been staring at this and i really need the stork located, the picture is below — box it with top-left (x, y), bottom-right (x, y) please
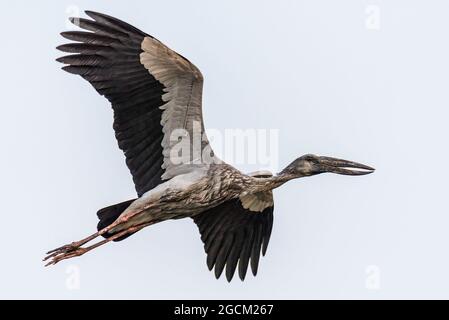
top-left (44, 11), bottom-right (374, 282)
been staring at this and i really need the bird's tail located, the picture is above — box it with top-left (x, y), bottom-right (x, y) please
top-left (97, 199), bottom-right (137, 242)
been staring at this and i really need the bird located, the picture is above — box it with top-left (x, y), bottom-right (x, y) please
top-left (44, 11), bottom-right (375, 282)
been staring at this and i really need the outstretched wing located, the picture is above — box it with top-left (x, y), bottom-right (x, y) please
top-left (192, 195), bottom-right (274, 282)
top-left (57, 11), bottom-right (218, 196)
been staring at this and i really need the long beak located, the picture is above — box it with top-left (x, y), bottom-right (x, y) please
top-left (318, 156), bottom-right (375, 176)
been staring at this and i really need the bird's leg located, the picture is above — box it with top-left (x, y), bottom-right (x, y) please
top-left (44, 222), bottom-right (154, 266)
top-left (45, 208), bottom-right (148, 259)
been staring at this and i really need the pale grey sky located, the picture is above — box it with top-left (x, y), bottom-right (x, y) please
top-left (1, 1), bottom-right (449, 299)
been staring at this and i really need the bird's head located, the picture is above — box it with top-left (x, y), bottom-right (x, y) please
top-left (280, 154), bottom-right (375, 178)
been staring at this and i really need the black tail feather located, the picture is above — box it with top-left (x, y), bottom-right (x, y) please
top-left (97, 199), bottom-right (136, 242)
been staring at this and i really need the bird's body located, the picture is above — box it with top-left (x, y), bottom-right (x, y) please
top-left (109, 164), bottom-right (283, 235)
top-left (45, 11), bottom-right (374, 281)
top-left (115, 164), bottom-right (243, 228)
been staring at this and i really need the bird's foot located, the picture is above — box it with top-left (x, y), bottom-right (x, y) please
top-left (43, 242), bottom-right (87, 266)
top-left (43, 223), bottom-right (153, 267)
top-left (46, 241), bottom-right (82, 255)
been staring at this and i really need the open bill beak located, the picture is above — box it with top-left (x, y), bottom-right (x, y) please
top-left (318, 156), bottom-right (375, 176)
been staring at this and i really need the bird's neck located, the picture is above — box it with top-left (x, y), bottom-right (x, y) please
top-left (247, 173), bottom-right (297, 193)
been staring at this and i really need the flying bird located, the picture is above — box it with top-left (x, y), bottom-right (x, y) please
top-left (45, 11), bottom-right (374, 282)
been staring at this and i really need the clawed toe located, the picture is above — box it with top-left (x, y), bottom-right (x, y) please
top-left (46, 242), bottom-right (80, 255)
top-left (44, 247), bottom-right (87, 266)
top-left (44, 243), bottom-right (86, 266)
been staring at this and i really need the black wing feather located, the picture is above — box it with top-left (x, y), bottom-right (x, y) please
top-left (193, 199), bottom-right (274, 282)
top-left (57, 11), bottom-right (166, 196)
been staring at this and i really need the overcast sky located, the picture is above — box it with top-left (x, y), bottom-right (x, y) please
top-left (1, 1), bottom-right (449, 299)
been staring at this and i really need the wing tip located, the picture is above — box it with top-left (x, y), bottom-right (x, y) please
top-left (214, 268), bottom-right (222, 280)
top-left (55, 56), bottom-right (65, 64)
top-left (60, 65), bottom-right (81, 75)
top-left (85, 10), bottom-right (110, 17)
top-left (84, 10), bottom-right (102, 20)
top-left (252, 268), bottom-right (258, 277)
top-left (207, 261), bottom-right (214, 272)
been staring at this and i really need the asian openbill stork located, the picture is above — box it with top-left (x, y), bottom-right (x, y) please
top-left (44, 11), bottom-right (374, 282)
